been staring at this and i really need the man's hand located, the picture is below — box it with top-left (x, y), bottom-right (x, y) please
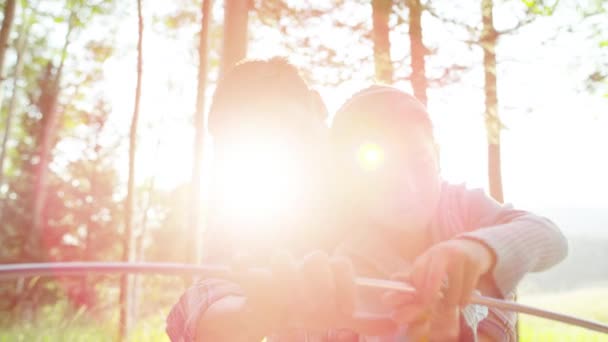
top-left (237, 251), bottom-right (397, 336)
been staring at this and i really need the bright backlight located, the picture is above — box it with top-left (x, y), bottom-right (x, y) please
top-left (357, 142), bottom-right (384, 172)
top-left (214, 141), bottom-right (301, 224)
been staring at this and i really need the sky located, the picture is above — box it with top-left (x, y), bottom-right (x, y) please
top-left (95, 0), bottom-right (607, 220)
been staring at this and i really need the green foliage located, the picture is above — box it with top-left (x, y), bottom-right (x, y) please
top-left (521, 0), bottom-right (560, 15)
top-left (0, 0), bottom-right (123, 318)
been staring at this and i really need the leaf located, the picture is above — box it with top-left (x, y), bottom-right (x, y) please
top-left (91, 5), bottom-right (103, 15)
top-left (600, 40), bottom-right (608, 48)
top-left (522, 0), bottom-right (535, 8)
top-left (54, 17), bottom-right (65, 23)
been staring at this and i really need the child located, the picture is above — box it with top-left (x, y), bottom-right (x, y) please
top-left (330, 85), bottom-right (569, 341)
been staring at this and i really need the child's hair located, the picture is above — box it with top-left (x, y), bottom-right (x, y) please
top-left (331, 85), bottom-right (434, 141)
top-left (208, 57), bottom-right (327, 137)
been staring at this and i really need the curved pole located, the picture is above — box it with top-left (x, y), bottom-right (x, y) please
top-left (356, 277), bottom-right (608, 335)
top-left (1, 262), bottom-right (607, 335)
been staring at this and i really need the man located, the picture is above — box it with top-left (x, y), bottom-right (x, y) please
top-left (167, 58), bottom-right (394, 341)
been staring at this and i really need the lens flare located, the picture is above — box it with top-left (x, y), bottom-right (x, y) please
top-left (214, 141), bottom-right (302, 225)
top-left (357, 142), bottom-right (384, 171)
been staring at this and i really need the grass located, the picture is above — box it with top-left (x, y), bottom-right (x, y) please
top-left (1, 287), bottom-right (607, 341)
top-left (519, 287), bottom-right (608, 342)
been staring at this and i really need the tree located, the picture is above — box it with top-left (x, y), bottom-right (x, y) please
top-left (0, 4), bottom-right (33, 205)
top-left (478, 0), bottom-right (559, 203)
top-left (118, 0), bottom-right (144, 338)
top-left (0, 0), bottom-right (17, 106)
top-left (579, 1), bottom-right (608, 97)
top-left (407, 0), bottom-right (428, 105)
top-left (189, 0), bottom-right (212, 264)
top-left (29, 11), bottom-right (76, 258)
top-left (372, 0), bottom-right (393, 84)
top-left (480, 0), bottom-right (503, 203)
top-left (221, 0), bottom-right (250, 76)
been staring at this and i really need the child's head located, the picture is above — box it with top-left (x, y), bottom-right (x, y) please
top-left (206, 57), bottom-right (331, 259)
top-left (331, 85), bottom-right (441, 234)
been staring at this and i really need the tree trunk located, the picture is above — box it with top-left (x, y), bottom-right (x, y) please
top-left (481, 0), bottom-right (503, 204)
top-left (131, 130), bottom-right (162, 322)
top-left (220, 0), bottom-right (249, 77)
top-left (118, 0), bottom-right (143, 339)
top-left (1, 8), bottom-right (32, 308)
top-left (29, 13), bottom-right (74, 258)
top-left (131, 173), bottom-right (155, 322)
top-left (190, 0), bottom-right (212, 265)
top-left (372, 0), bottom-right (393, 84)
top-left (0, 0), bottom-right (17, 106)
top-left (0, 6), bottom-right (30, 206)
top-left (407, 0), bottom-right (428, 105)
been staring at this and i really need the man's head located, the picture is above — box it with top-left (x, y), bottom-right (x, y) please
top-left (206, 57), bottom-right (329, 257)
top-left (209, 57), bottom-right (327, 139)
top-left (331, 85), bottom-right (441, 233)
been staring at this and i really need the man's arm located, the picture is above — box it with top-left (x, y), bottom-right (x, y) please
top-left (195, 295), bottom-right (270, 342)
top-left (166, 279), bottom-right (267, 342)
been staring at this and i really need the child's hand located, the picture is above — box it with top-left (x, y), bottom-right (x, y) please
top-left (408, 304), bottom-right (460, 342)
top-left (383, 288), bottom-right (460, 341)
top-left (407, 238), bottom-right (495, 308)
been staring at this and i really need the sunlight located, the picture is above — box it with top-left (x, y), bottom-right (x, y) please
top-left (213, 140), bottom-right (302, 226)
top-left (357, 142), bottom-right (385, 172)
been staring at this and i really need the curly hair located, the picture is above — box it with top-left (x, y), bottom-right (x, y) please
top-left (208, 57), bottom-right (327, 137)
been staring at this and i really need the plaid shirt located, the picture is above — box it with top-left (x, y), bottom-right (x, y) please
top-left (165, 278), bottom-right (513, 341)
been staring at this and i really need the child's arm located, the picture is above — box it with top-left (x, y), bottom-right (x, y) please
top-left (458, 187), bottom-right (568, 297)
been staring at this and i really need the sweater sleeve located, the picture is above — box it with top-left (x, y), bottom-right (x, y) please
top-left (166, 279), bottom-right (244, 342)
top-left (457, 188), bottom-right (568, 297)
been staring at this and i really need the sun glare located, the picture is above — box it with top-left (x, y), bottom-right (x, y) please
top-left (213, 141), bottom-right (302, 225)
top-left (357, 142), bottom-right (384, 172)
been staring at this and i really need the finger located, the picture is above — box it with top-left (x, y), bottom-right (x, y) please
top-left (231, 253), bottom-right (261, 294)
top-left (421, 253), bottom-right (447, 306)
top-left (408, 253), bottom-right (431, 295)
top-left (445, 258), bottom-right (464, 308)
top-left (330, 256), bottom-right (356, 315)
top-left (406, 317), bottom-right (431, 342)
top-left (391, 271), bottom-right (410, 282)
top-left (343, 313), bottom-right (398, 336)
top-left (382, 291), bottom-right (416, 307)
top-left (391, 303), bottom-right (429, 324)
top-left (300, 251), bottom-right (333, 313)
top-left (270, 250), bottom-right (297, 303)
top-left (428, 305), bottom-right (460, 341)
top-left (459, 264), bottom-right (480, 307)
